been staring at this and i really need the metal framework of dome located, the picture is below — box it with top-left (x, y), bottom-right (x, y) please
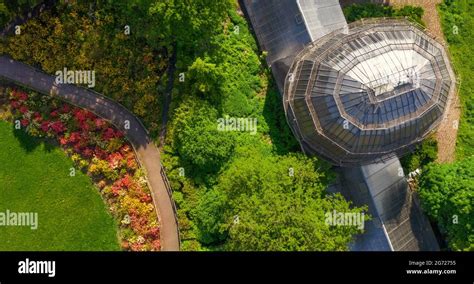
top-left (284, 18), bottom-right (456, 166)
top-left (242, 0), bottom-right (348, 91)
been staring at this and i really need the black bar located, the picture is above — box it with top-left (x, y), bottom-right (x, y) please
top-left (0, 252), bottom-right (472, 281)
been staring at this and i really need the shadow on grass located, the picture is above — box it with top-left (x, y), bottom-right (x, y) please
top-left (262, 78), bottom-right (300, 155)
top-left (12, 125), bottom-right (56, 153)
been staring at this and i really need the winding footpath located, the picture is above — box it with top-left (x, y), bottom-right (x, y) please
top-left (0, 56), bottom-right (180, 251)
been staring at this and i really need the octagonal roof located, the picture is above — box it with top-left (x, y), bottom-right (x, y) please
top-left (284, 19), bottom-right (456, 166)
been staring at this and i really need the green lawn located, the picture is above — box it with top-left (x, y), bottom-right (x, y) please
top-left (0, 120), bottom-right (120, 251)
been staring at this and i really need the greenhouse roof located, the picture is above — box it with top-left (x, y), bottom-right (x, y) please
top-left (242, 0), bottom-right (347, 90)
top-left (341, 157), bottom-right (440, 251)
top-left (284, 19), bottom-right (456, 166)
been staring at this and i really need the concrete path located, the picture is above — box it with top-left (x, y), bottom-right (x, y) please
top-left (0, 56), bottom-right (180, 251)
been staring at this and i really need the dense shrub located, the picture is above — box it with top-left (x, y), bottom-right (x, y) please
top-left (2, 1), bottom-right (168, 136)
top-left (195, 151), bottom-right (367, 251)
top-left (0, 0), bottom-right (42, 27)
top-left (418, 156), bottom-right (474, 251)
top-left (163, 5), bottom-right (367, 251)
top-left (170, 98), bottom-right (236, 177)
top-left (400, 137), bottom-right (438, 174)
top-left (343, 3), bottom-right (424, 26)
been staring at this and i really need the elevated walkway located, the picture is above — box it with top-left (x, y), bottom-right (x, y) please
top-left (341, 156), bottom-right (439, 251)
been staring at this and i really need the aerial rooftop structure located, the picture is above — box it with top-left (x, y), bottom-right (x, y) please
top-left (283, 18), bottom-right (456, 166)
top-left (340, 157), bottom-right (439, 251)
top-left (242, 0), bottom-right (347, 91)
top-left (243, 1), bottom-right (447, 251)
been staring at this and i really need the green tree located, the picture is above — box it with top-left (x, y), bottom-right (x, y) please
top-left (171, 98), bottom-right (235, 176)
top-left (195, 150), bottom-right (367, 250)
top-left (0, 0), bottom-right (42, 27)
top-left (149, 0), bottom-right (232, 57)
top-left (187, 57), bottom-right (224, 105)
top-left (418, 156), bottom-right (474, 251)
top-left (194, 189), bottom-right (228, 245)
top-left (0, 1), bottom-right (8, 26)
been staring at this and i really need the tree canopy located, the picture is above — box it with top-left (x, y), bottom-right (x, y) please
top-left (418, 156), bottom-right (474, 251)
top-left (194, 150), bottom-right (367, 251)
top-left (149, 0), bottom-right (232, 57)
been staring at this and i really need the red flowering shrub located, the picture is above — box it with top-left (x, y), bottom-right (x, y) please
top-left (73, 143), bottom-right (82, 153)
top-left (6, 88), bottom-right (161, 251)
top-left (50, 121), bottom-right (66, 134)
top-left (127, 158), bottom-right (138, 170)
top-left (82, 147), bottom-right (94, 158)
top-left (81, 121), bottom-right (91, 132)
top-left (130, 214), bottom-right (149, 235)
top-left (111, 180), bottom-right (123, 197)
top-left (33, 112), bottom-right (43, 122)
top-left (130, 242), bottom-right (143, 251)
top-left (115, 130), bottom-right (124, 138)
top-left (147, 227), bottom-right (160, 239)
top-left (93, 146), bottom-right (108, 160)
top-left (102, 128), bottom-right (116, 140)
top-left (94, 118), bottom-right (106, 129)
top-left (11, 90), bottom-right (28, 101)
top-left (140, 194), bottom-right (152, 204)
top-left (68, 132), bottom-right (81, 143)
top-left (61, 104), bottom-right (70, 113)
top-left (40, 121), bottom-right (50, 132)
top-left (121, 175), bottom-right (133, 189)
top-left (10, 100), bottom-right (20, 109)
top-left (73, 108), bottom-right (88, 123)
top-left (107, 152), bottom-right (124, 169)
top-left (18, 92), bottom-right (28, 101)
top-left (151, 239), bottom-right (161, 251)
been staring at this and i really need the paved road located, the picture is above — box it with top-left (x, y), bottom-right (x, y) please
top-left (0, 56), bottom-right (180, 251)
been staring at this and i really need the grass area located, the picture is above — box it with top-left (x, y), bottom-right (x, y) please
top-left (0, 120), bottom-right (119, 251)
top-left (438, 0), bottom-right (474, 159)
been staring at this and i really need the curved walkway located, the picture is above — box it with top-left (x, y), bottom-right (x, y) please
top-left (0, 56), bottom-right (180, 251)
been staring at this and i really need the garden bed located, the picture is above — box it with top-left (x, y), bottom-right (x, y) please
top-left (3, 87), bottom-right (161, 251)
